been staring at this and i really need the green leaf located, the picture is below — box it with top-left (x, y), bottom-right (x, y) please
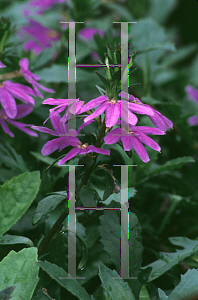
top-left (0, 286), bottom-right (16, 300)
top-left (103, 170), bottom-right (115, 201)
top-left (105, 3), bottom-right (133, 21)
top-left (147, 157), bottom-right (195, 176)
top-left (0, 234), bottom-right (34, 247)
top-left (0, 171), bottom-right (40, 236)
top-left (32, 46), bottom-right (56, 69)
top-left (139, 285), bottom-right (151, 300)
top-left (141, 237), bottom-right (198, 282)
top-left (162, 44), bottom-right (197, 67)
top-left (35, 64), bottom-right (98, 83)
top-left (158, 288), bottom-right (168, 300)
top-left (167, 268), bottom-right (198, 300)
top-left (79, 185), bottom-right (101, 213)
top-left (95, 71), bottom-right (110, 90)
top-left (0, 143), bottom-right (27, 173)
top-left (129, 18), bottom-right (175, 81)
top-left (32, 194), bottom-right (67, 225)
top-left (37, 260), bottom-right (92, 300)
top-left (0, 248), bottom-right (39, 300)
top-left (149, 0), bottom-right (178, 24)
top-left (34, 64), bottom-right (68, 83)
top-left (98, 210), bottom-right (120, 272)
top-left (98, 263), bottom-right (136, 300)
top-left (128, 212), bottom-right (143, 299)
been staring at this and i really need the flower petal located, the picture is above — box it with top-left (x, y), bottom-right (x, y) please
top-left (130, 126), bottom-right (165, 135)
top-left (104, 128), bottom-right (121, 144)
top-left (41, 138), bottom-right (63, 156)
top-left (121, 135), bottom-right (131, 151)
top-left (58, 148), bottom-right (80, 165)
top-left (88, 145), bottom-right (110, 156)
top-left (80, 95), bottom-right (108, 113)
top-left (8, 120), bottom-right (38, 137)
top-left (83, 101), bottom-right (108, 123)
top-left (185, 85), bottom-right (198, 103)
top-left (120, 101), bottom-right (138, 125)
top-left (128, 102), bottom-right (154, 116)
top-left (15, 104), bottom-right (33, 119)
top-left (187, 115), bottom-right (197, 126)
top-left (4, 81), bottom-right (35, 105)
top-left (0, 87), bottom-right (17, 118)
top-left (136, 132), bottom-right (161, 152)
top-left (31, 126), bottom-right (58, 136)
top-left (130, 136), bottom-right (150, 163)
top-left (105, 102), bottom-right (120, 127)
top-left (0, 119), bottom-right (14, 137)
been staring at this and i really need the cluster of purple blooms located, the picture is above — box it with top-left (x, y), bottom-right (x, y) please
top-left (18, 0), bottom-right (105, 57)
top-left (32, 91), bottom-right (173, 164)
top-left (0, 59), bottom-right (54, 137)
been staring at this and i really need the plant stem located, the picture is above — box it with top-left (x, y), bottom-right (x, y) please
top-left (0, 70), bottom-right (23, 81)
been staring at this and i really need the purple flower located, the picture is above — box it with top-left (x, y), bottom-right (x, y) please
top-left (19, 19), bottom-right (60, 55)
top-left (0, 104), bottom-right (38, 137)
top-left (104, 120), bottom-right (165, 163)
top-left (0, 61), bottom-right (6, 68)
top-left (78, 28), bottom-right (104, 41)
top-left (80, 95), bottom-right (154, 128)
top-left (119, 92), bottom-right (173, 132)
top-left (0, 80), bottom-right (35, 119)
top-left (32, 113), bottom-right (109, 165)
top-left (19, 58), bottom-right (55, 98)
top-left (185, 85), bottom-right (198, 126)
top-left (29, 0), bottom-right (65, 14)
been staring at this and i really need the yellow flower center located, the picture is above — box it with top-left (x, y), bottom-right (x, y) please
top-left (47, 30), bottom-right (60, 39)
top-left (109, 98), bottom-right (117, 104)
top-left (0, 82), bottom-right (4, 87)
top-left (78, 143), bottom-right (89, 149)
top-left (122, 126), bottom-right (132, 134)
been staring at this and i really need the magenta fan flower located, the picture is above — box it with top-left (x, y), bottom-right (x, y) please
top-left (0, 80), bottom-right (35, 119)
top-left (104, 120), bottom-right (165, 163)
top-left (19, 58), bottom-right (55, 98)
top-left (32, 113), bottom-right (110, 165)
top-left (185, 85), bottom-right (198, 126)
top-left (80, 95), bottom-right (154, 128)
top-left (119, 92), bottom-right (173, 132)
top-left (19, 19), bottom-right (60, 55)
top-left (0, 104), bottom-right (38, 137)
top-left (29, 0), bottom-right (65, 14)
